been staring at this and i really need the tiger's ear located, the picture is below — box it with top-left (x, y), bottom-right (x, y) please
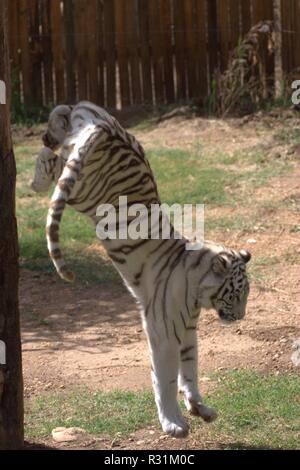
top-left (212, 254), bottom-right (231, 275)
top-left (239, 250), bottom-right (251, 263)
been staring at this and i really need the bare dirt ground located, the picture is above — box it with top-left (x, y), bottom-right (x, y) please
top-left (20, 110), bottom-right (300, 450)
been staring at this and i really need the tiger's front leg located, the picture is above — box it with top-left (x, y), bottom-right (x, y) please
top-left (145, 324), bottom-right (189, 438)
top-left (178, 324), bottom-right (218, 423)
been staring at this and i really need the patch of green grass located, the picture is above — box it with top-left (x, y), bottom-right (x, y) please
top-left (148, 148), bottom-right (238, 205)
top-left (216, 152), bottom-right (241, 165)
top-left (206, 370), bottom-right (300, 449)
top-left (240, 163), bottom-right (289, 189)
top-left (205, 213), bottom-right (254, 232)
top-left (20, 256), bottom-right (121, 286)
top-left (25, 371), bottom-right (300, 449)
top-left (25, 389), bottom-right (156, 439)
top-left (148, 146), bottom-right (290, 207)
top-left (15, 144), bottom-right (40, 175)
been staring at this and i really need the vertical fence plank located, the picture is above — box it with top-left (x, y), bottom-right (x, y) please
top-left (7, 1), bottom-right (14, 62)
top-left (115, 0), bottom-right (130, 107)
top-left (149, 0), bottom-right (164, 103)
top-left (288, 0), bottom-right (298, 72)
top-left (50, 0), bottom-right (65, 103)
top-left (183, 0), bottom-right (198, 98)
top-left (217, 0), bottom-right (230, 70)
top-left (103, 0), bottom-right (116, 108)
top-left (194, 0), bottom-right (208, 100)
top-left (19, 0), bottom-right (33, 107)
top-left (8, 0), bottom-right (20, 72)
top-left (87, 0), bottom-right (100, 103)
top-left (229, 0), bottom-right (241, 50)
top-left (41, 0), bottom-right (54, 105)
top-left (29, 0), bottom-right (43, 107)
top-left (251, 0), bottom-right (264, 24)
top-left (138, 0), bottom-right (153, 104)
top-left (8, 0), bottom-right (21, 102)
top-left (173, 0), bottom-right (187, 100)
top-left (97, 0), bottom-right (105, 106)
top-left (281, 0), bottom-right (290, 73)
top-left (286, 1), bottom-right (295, 73)
top-left (207, 0), bottom-right (218, 81)
top-left (127, 0), bottom-right (142, 104)
top-left (160, 0), bottom-right (175, 102)
top-left (263, 0), bottom-right (274, 90)
top-left (74, 0), bottom-right (87, 101)
top-left (294, 0), bottom-right (300, 70)
top-left (252, 0), bottom-right (274, 97)
top-left (241, 0), bottom-right (251, 35)
top-left (63, 0), bottom-right (76, 103)
top-left (263, 0), bottom-right (274, 19)
top-left (252, 0), bottom-right (273, 23)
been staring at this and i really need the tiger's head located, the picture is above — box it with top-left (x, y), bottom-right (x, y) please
top-left (198, 248), bottom-right (251, 323)
top-left (211, 249), bottom-right (251, 323)
top-left (31, 147), bottom-right (58, 193)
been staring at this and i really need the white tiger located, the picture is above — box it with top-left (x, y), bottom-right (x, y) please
top-left (31, 101), bottom-right (251, 437)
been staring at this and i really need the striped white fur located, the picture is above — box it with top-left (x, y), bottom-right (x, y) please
top-left (32, 101), bottom-right (251, 438)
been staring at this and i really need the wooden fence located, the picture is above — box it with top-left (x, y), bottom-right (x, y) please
top-left (7, 0), bottom-right (300, 109)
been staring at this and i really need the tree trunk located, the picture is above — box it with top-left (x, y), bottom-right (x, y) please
top-left (273, 0), bottom-right (283, 99)
top-left (0, 0), bottom-right (24, 450)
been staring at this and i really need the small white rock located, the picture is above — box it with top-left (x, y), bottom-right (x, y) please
top-left (247, 238), bottom-right (257, 244)
top-left (51, 427), bottom-right (86, 443)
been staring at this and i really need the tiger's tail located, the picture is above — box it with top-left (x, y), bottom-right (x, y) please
top-left (46, 126), bottom-right (103, 282)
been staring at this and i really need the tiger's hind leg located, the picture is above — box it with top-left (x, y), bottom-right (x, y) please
top-left (178, 327), bottom-right (218, 423)
top-left (145, 324), bottom-right (189, 438)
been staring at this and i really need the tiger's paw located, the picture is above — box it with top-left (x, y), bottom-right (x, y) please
top-left (162, 419), bottom-right (189, 438)
top-left (188, 401), bottom-right (218, 423)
